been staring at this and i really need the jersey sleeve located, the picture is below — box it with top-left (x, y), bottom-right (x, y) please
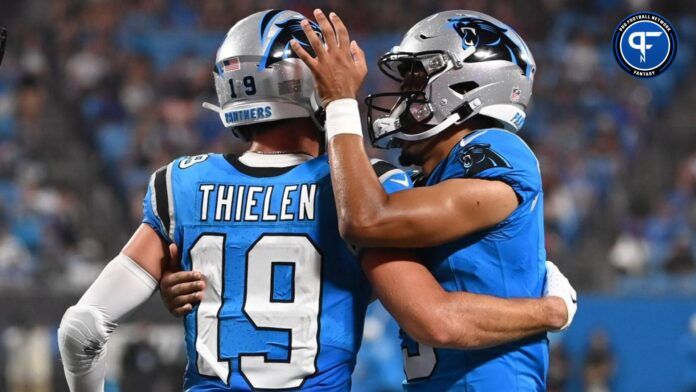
top-left (370, 158), bottom-right (413, 194)
top-left (442, 129), bottom-right (542, 225)
top-left (142, 164), bottom-right (175, 243)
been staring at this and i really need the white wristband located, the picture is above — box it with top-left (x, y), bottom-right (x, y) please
top-left (325, 98), bottom-right (364, 141)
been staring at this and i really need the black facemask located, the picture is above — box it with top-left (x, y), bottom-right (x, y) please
top-left (365, 51), bottom-right (449, 149)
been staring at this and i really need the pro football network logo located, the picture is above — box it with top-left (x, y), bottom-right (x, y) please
top-left (612, 12), bottom-right (677, 78)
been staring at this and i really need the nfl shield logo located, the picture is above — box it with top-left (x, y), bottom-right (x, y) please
top-left (510, 87), bottom-right (521, 103)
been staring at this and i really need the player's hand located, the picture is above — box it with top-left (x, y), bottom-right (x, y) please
top-left (543, 261), bottom-right (577, 331)
top-left (159, 243), bottom-right (206, 317)
top-left (291, 9), bottom-right (368, 107)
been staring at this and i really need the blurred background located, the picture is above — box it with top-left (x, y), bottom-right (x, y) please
top-left (0, 0), bottom-right (694, 391)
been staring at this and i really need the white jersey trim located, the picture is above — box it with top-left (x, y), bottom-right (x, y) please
top-left (239, 151), bottom-right (314, 168)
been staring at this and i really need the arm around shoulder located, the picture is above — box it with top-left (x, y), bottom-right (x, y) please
top-left (361, 248), bottom-right (571, 350)
top-left (342, 178), bottom-right (519, 248)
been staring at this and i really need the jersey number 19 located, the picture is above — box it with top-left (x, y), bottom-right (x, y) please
top-left (191, 233), bottom-right (322, 389)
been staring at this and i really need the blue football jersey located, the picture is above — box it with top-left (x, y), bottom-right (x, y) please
top-left (401, 129), bottom-right (548, 391)
top-left (142, 153), bottom-right (411, 391)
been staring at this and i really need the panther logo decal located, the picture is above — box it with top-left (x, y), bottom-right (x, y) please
top-left (259, 11), bottom-right (324, 69)
top-left (458, 143), bottom-right (511, 177)
top-left (448, 17), bottom-right (533, 77)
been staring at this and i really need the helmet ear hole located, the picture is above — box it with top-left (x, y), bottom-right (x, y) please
top-left (449, 81), bottom-right (479, 95)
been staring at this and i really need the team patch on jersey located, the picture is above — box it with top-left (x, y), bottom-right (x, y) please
top-left (457, 143), bottom-right (512, 177)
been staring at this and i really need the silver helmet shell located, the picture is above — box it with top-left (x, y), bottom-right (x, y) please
top-left (203, 10), bottom-right (324, 136)
top-left (366, 10), bottom-right (536, 148)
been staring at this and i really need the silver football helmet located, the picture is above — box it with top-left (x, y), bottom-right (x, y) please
top-left (366, 10), bottom-right (536, 148)
top-left (203, 10), bottom-right (324, 137)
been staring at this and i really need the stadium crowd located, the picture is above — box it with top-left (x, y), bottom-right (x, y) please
top-left (0, 0), bottom-right (694, 391)
top-left (1, 0), bottom-right (695, 294)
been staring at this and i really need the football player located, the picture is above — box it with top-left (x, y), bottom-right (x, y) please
top-left (292, 9), bottom-right (573, 391)
top-left (58, 10), bottom-right (574, 392)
